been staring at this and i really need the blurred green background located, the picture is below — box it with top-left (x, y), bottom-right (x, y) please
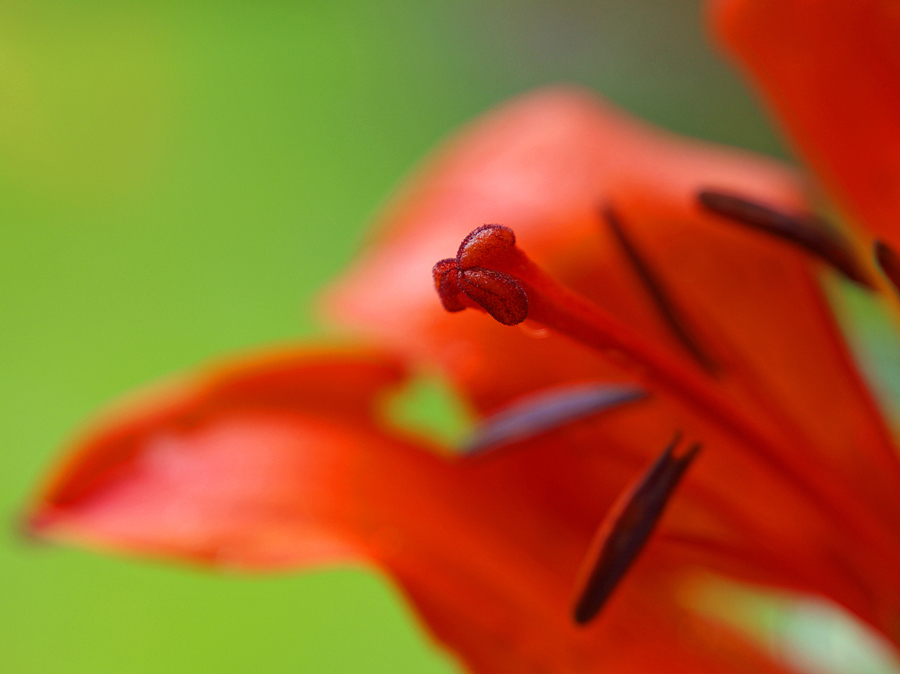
top-left (1, 1), bottom-right (793, 672)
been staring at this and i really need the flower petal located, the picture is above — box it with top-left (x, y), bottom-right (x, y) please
top-left (709, 0), bottom-right (900, 245)
top-left (26, 347), bottom-right (415, 567)
top-left (26, 346), bottom-right (798, 672)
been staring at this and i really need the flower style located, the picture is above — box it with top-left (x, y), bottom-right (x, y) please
top-left (23, 2), bottom-right (900, 672)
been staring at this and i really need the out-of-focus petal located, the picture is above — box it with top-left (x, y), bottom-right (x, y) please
top-left (709, 0), bottom-right (900, 246)
top-left (25, 347), bottom-right (414, 567)
top-left (25, 346), bottom-right (799, 672)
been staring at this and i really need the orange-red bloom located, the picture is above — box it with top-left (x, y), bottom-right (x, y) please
top-left (23, 4), bottom-right (900, 672)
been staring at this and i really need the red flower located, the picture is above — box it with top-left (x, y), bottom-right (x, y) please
top-left (24, 4), bottom-right (900, 672)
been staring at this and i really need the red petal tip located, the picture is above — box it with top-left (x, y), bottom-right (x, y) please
top-left (17, 506), bottom-right (60, 545)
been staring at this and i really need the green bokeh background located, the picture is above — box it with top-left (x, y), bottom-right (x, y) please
top-left (2, 1), bottom-right (785, 672)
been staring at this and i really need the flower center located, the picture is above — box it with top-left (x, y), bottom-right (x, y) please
top-left (433, 194), bottom-right (899, 625)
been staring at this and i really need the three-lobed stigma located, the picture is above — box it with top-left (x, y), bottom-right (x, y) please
top-left (432, 225), bottom-right (529, 326)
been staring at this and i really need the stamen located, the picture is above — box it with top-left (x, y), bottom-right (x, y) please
top-left (464, 383), bottom-right (646, 454)
top-left (697, 190), bottom-right (875, 289)
top-left (874, 241), bottom-right (900, 296)
top-left (572, 433), bottom-right (700, 625)
top-left (603, 206), bottom-right (719, 374)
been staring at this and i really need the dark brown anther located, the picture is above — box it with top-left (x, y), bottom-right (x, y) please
top-left (698, 189), bottom-right (875, 289)
top-left (874, 241), bottom-right (900, 297)
top-left (572, 433), bottom-right (700, 625)
top-left (465, 383), bottom-right (646, 454)
top-left (432, 225), bottom-right (530, 325)
top-left (603, 206), bottom-right (719, 374)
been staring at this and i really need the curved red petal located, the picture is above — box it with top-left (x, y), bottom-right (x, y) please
top-left (26, 347), bottom-right (412, 567)
top-left (709, 0), bottom-right (900, 245)
top-left (25, 346), bottom-right (800, 671)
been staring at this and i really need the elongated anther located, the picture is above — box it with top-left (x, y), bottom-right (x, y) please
top-left (465, 383), bottom-right (646, 454)
top-left (603, 206), bottom-right (719, 374)
top-left (875, 241), bottom-right (900, 298)
top-left (572, 434), bottom-right (700, 625)
top-left (698, 189), bottom-right (875, 289)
